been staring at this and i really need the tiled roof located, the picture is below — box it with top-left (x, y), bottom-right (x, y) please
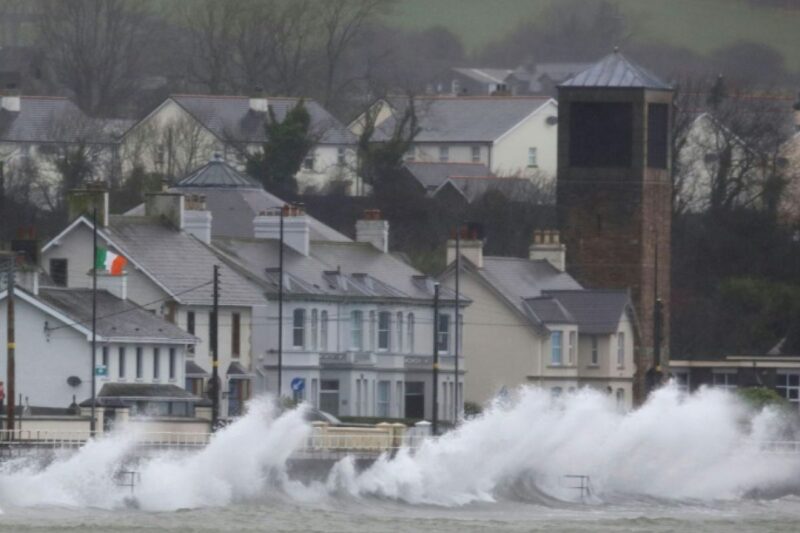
top-left (404, 161), bottom-right (494, 189)
top-left (376, 96), bottom-right (553, 142)
top-left (104, 216), bottom-right (265, 307)
top-left (541, 289), bottom-right (631, 334)
top-left (170, 94), bottom-right (356, 145)
top-left (36, 287), bottom-right (196, 342)
top-left (560, 51), bottom-right (670, 90)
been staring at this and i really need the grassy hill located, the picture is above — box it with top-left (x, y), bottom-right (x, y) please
top-left (386, 0), bottom-right (800, 72)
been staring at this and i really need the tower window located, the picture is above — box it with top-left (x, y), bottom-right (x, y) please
top-left (568, 102), bottom-right (632, 167)
top-left (647, 103), bottom-right (669, 169)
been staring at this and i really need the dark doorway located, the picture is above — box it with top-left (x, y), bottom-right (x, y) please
top-left (404, 381), bottom-right (425, 419)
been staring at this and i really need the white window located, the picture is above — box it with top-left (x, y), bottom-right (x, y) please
top-left (377, 381), bottom-right (390, 418)
top-left (293, 309), bottom-right (306, 349)
top-left (153, 348), bottom-right (160, 379)
top-left (407, 313), bottom-right (415, 353)
top-left (369, 310), bottom-right (376, 350)
top-left (311, 309), bottom-right (318, 350)
top-left (568, 331), bottom-right (576, 365)
top-left (396, 312), bottom-right (404, 353)
top-left (616, 332), bottom-right (625, 367)
top-left (471, 146), bottom-right (480, 163)
top-left (527, 147), bottom-right (538, 167)
top-left (169, 348), bottom-right (176, 379)
top-left (350, 310), bottom-right (363, 351)
top-left (777, 374), bottom-right (800, 404)
top-left (616, 388), bottom-right (625, 410)
top-left (404, 146), bottom-right (415, 161)
top-left (437, 314), bottom-right (450, 354)
top-left (303, 150), bottom-right (315, 170)
top-left (550, 331), bottom-right (562, 365)
top-left (118, 347), bottom-right (126, 378)
top-left (712, 371), bottom-right (737, 391)
top-left (378, 311), bottom-right (391, 351)
top-left (320, 310), bottom-right (328, 351)
top-left (337, 147), bottom-right (346, 166)
top-left (590, 336), bottom-right (599, 365)
top-left (136, 347), bottom-right (143, 379)
top-left (439, 146), bottom-right (449, 163)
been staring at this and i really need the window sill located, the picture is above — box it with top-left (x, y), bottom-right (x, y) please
top-left (587, 364), bottom-right (600, 368)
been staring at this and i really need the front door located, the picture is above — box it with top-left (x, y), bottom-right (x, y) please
top-left (404, 381), bottom-right (425, 419)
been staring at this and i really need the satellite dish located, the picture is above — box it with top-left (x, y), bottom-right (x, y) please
top-left (546, 115), bottom-right (558, 125)
top-left (67, 376), bottom-right (82, 387)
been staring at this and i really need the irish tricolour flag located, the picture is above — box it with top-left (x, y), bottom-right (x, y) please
top-left (95, 247), bottom-right (127, 276)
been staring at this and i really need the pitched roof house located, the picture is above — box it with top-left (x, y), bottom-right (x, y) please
top-left (362, 95), bottom-right (559, 183)
top-left (121, 94), bottom-right (360, 195)
top-left (438, 230), bottom-right (637, 408)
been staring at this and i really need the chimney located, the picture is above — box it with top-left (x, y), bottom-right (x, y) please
top-left (93, 271), bottom-right (128, 300)
top-left (67, 184), bottom-right (109, 226)
top-left (250, 88), bottom-right (268, 113)
top-left (145, 191), bottom-right (184, 230)
top-left (355, 209), bottom-right (389, 253)
top-left (16, 266), bottom-right (39, 296)
top-left (1, 92), bottom-right (20, 113)
top-left (253, 204), bottom-right (310, 256)
top-left (446, 225), bottom-right (484, 268)
top-left (529, 229), bottom-right (565, 271)
top-left (183, 194), bottom-right (213, 244)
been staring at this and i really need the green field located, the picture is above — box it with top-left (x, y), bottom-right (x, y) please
top-left (386, 0), bottom-right (800, 72)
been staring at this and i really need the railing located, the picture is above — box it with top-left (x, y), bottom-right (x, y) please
top-left (0, 429), bottom-right (211, 448)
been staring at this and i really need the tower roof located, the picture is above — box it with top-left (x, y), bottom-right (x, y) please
top-left (560, 50), bottom-right (671, 90)
top-left (176, 156), bottom-right (261, 188)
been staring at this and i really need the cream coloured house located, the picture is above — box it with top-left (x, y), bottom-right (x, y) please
top-left (438, 231), bottom-right (636, 409)
top-left (353, 96), bottom-right (559, 185)
top-left (120, 94), bottom-right (358, 194)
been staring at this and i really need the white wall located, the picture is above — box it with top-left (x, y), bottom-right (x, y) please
top-left (492, 99), bottom-right (558, 179)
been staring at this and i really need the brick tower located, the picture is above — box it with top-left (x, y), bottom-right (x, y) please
top-left (556, 51), bottom-right (673, 403)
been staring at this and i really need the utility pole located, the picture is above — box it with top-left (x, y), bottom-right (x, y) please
top-left (210, 265), bottom-right (220, 430)
top-left (90, 207), bottom-right (98, 435)
top-left (432, 282), bottom-right (440, 436)
top-left (277, 206), bottom-right (284, 401)
top-left (453, 228), bottom-right (460, 423)
top-left (5, 253), bottom-right (15, 434)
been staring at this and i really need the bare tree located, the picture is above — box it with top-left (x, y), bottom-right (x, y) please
top-left (178, 0), bottom-right (239, 94)
top-left (36, 0), bottom-right (154, 116)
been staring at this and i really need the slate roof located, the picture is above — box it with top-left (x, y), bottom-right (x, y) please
top-left (177, 157), bottom-right (262, 188)
top-left (36, 287), bottom-right (197, 343)
top-left (524, 62), bottom-right (593, 93)
top-left (560, 51), bottom-right (671, 90)
top-left (376, 96), bottom-right (553, 142)
top-left (213, 238), bottom-right (461, 303)
top-left (170, 94), bottom-right (356, 145)
top-left (103, 215), bottom-right (266, 307)
top-left (0, 97), bottom-right (116, 143)
top-left (472, 257), bottom-right (582, 320)
top-left (541, 289), bottom-right (631, 334)
top-left (186, 360), bottom-right (209, 376)
top-left (404, 161), bottom-right (494, 189)
top-left (437, 176), bottom-right (542, 203)
top-left (525, 297), bottom-right (576, 325)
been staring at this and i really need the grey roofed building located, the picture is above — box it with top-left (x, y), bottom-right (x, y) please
top-left (521, 62), bottom-right (593, 94)
top-left (560, 51), bottom-right (671, 90)
top-left (376, 96), bottom-right (552, 142)
top-left (125, 157), bottom-right (351, 242)
top-left (213, 237), bottom-right (461, 302)
top-left (479, 257), bottom-right (582, 313)
top-left (102, 215), bottom-right (266, 307)
top-left (168, 94), bottom-right (356, 145)
top-left (0, 96), bottom-right (118, 144)
top-left (536, 289), bottom-right (633, 335)
top-left (36, 287), bottom-right (197, 343)
top-left (452, 67), bottom-right (515, 86)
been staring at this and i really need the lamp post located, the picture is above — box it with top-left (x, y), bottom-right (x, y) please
top-left (432, 282), bottom-right (440, 435)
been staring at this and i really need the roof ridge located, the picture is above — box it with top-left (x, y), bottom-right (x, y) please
top-left (171, 93), bottom-right (306, 101)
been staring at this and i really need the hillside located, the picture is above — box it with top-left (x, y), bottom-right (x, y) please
top-left (387, 0), bottom-right (800, 72)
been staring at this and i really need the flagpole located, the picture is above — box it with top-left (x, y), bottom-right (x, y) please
top-left (90, 207), bottom-right (98, 435)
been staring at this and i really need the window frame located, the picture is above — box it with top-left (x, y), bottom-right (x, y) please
top-left (153, 347), bottom-right (161, 379)
top-left (527, 146), bottom-right (538, 167)
top-left (550, 331), bottom-right (562, 365)
top-left (292, 308), bottom-right (306, 349)
top-left (437, 314), bottom-right (450, 354)
top-left (471, 146), bottom-right (480, 163)
top-left (231, 312), bottom-right (241, 358)
top-left (590, 336), bottom-right (599, 366)
top-left (439, 145), bottom-right (449, 163)
top-left (616, 332), bottom-right (625, 368)
top-left (377, 311), bottom-right (391, 351)
top-left (350, 310), bottom-right (364, 351)
top-left (118, 347), bottom-right (126, 378)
